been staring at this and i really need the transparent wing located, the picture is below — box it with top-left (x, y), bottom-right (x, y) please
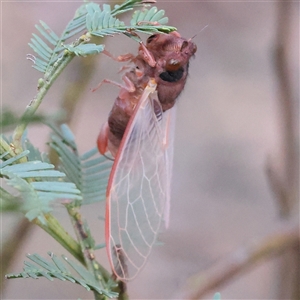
top-left (105, 79), bottom-right (175, 281)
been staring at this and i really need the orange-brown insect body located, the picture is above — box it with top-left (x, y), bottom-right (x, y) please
top-left (97, 31), bottom-right (197, 157)
top-left (144, 31), bottom-right (197, 111)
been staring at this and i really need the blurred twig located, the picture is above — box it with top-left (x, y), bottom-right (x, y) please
top-left (267, 2), bottom-right (299, 299)
top-left (1, 39), bottom-right (98, 299)
top-left (182, 225), bottom-right (299, 299)
top-left (182, 3), bottom-right (299, 299)
top-left (266, 0), bottom-right (298, 218)
top-left (48, 55), bottom-right (97, 165)
top-left (0, 218), bottom-right (33, 293)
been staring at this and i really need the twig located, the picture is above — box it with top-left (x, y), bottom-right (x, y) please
top-left (182, 225), bottom-right (299, 299)
top-left (34, 213), bottom-right (85, 265)
top-left (12, 53), bottom-right (75, 152)
top-left (48, 55), bottom-right (97, 166)
top-left (268, 2), bottom-right (300, 299)
top-left (266, 0), bottom-right (299, 218)
top-left (66, 206), bottom-right (112, 299)
top-left (0, 218), bottom-right (33, 294)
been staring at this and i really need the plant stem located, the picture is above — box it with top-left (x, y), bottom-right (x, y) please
top-left (0, 137), bottom-right (16, 158)
top-left (34, 213), bottom-right (85, 265)
top-left (12, 53), bottom-right (75, 152)
top-left (182, 225), bottom-right (299, 299)
top-left (271, 2), bottom-right (299, 299)
top-left (48, 55), bottom-right (97, 166)
top-left (66, 205), bottom-right (111, 300)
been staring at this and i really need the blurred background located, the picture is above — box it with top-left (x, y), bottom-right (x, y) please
top-left (1, 1), bottom-right (299, 299)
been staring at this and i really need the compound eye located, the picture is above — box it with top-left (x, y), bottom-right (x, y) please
top-left (166, 59), bottom-right (181, 72)
top-left (180, 41), bottom-right (189, 51)
top-left (147, 34), bottom-right (158, 45)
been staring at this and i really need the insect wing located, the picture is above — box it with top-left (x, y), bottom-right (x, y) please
top-left (106, 80), bottom-right (174, 281)
top-left (162, 105), bottom-right (176, 228)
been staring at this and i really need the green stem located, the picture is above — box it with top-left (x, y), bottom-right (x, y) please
top-left (12, 53), bottom-right (75, 152)
top-left (34, 213), bottom-right (84, 265)
top-left (0, 136), bottom-right (16, 158)
top-left (66, 206), bottom-right (111, 299)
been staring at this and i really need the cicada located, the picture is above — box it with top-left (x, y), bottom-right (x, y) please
top-left (97, 31), bottom-right (197, 281)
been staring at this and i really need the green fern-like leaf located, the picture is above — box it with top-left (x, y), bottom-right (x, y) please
top-left (0, 108), bottom-right (67, 133)
top-left (213, 293), bottom-right (222, 300)
top-left (86, 4), bottom-right (126, 37)
top-left (23, 139), bottom-right (49, 162)
top-left (0, 146), bottom-right (82, 224)
top-left (49, 125), bottom-right (113, 205)
top-left (28, 3), bottom-right (88, 73)
top-left (6, 252), bottom-right (118, 298)
top-left (0, 186), bottom-right (22, 212)
top-left (64, 43), bottom-right (105, 56)
top-left (28, 1), bottom-right (176, 73)
top-left (111, 0), bottom-right (149, 16)
top-left (130, 7), bottom-right (172, 34)
top-left (131, 7), bottom-right (168, 26)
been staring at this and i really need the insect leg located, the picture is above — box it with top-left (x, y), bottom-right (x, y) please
top-left (112, 245), bottom-right (129, 280)
top-left (138, 42), bottom-right (156, 67)
top-left (92, 76), bottom-right (135, 93)
top-left (102, 50), bottom-right (135, 62)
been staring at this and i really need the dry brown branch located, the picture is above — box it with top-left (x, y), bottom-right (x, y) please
top-left (0, 218), bottom-right (33, 293)
top-left (266, 0), bottom-right (299, 218)
top-left (267, 2), bottom-right (299, 299)
top-left (182, 225), bottom-right (299, 299)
